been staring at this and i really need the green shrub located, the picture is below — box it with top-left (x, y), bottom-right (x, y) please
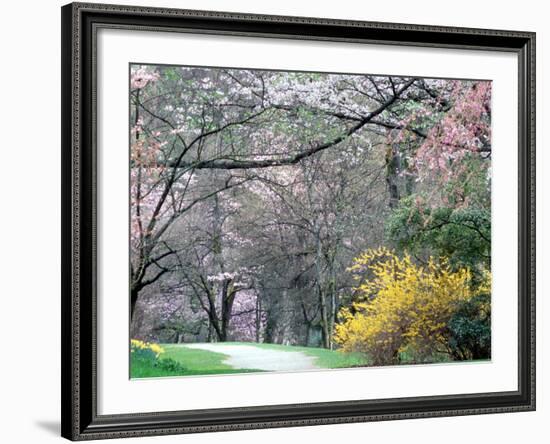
top-left (154, 357), bottom-right (187, 372)
top-left (447, 293), bottom-right (491, 360)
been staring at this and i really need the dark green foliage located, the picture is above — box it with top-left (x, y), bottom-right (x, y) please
top-left (155, 357), bottom-right (188, 372)
top-left (385, 181), bottom-right (491, 363)
top-left (447, 294), bottom-right (491, 360)
top-left (386, 195), bottom-right (490, 271)
top-left (131, 346), bottom-right (157, 363)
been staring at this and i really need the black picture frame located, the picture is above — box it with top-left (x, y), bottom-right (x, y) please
top-left (61, 2), bottom-right (536, 440)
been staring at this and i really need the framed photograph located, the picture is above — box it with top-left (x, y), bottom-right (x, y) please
top-left (61, 2), bottom-right (535, 440)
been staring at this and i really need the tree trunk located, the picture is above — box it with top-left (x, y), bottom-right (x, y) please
top-left (255, 294), bottom-right (262, 343)
top-left (130, 285), bottom-right (139, 319)
top-left (328, 275), bottom-right (336, 350)
top-left (385, 144), bottom-right (401, 209)
top-left (314, 232), bottom-right (330, 349)
top-left (264, 304), bottom-right (276, 344)
top-left (319, 298), bottom-right (330, 349)
top-left (220, 280), bottom-right (237, 342)
top-left (207, 310), bottom-right (222, 342)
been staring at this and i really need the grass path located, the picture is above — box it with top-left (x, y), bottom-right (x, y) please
top-left (183, 343), bottom-right (319, 371)
top-left (236, 342), bottom-right (370, 369)
top-left (161, 344), bottom-right (264, 375)
top-left (132, 342), bottom-right (370, 378)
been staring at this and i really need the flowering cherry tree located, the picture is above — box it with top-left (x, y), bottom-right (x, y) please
top-left (130, 66), bottom-right (420, 320)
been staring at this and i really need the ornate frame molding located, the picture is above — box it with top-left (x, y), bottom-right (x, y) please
top-left (61, 2), bottom-right (535, 440)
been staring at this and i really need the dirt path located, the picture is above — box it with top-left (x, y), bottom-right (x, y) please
top-left (183, 343), bottom-right (319, 371)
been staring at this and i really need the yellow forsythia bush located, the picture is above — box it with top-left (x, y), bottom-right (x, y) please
top-left (334, 247), bottom-right (485, 365)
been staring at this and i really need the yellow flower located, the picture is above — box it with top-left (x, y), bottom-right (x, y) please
top-left (334, 248), bottom-right (490, 365)
top-left (131, 339), bottom-right (164, 357)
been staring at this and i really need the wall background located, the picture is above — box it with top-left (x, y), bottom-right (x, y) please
top-left (0, 0), bottom-right (545, 442)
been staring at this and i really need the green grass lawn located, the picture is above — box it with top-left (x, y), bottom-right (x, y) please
top-left (162, 344), bottom-right (264, 375)
top-left (131, 344), bottom-right (264, 378)
top-left (130, 356), bottom-right (186, 379)
top-left (226, 342), bottom-right (370, 369)
top-left (131, 341), bottom-right (370, 379)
